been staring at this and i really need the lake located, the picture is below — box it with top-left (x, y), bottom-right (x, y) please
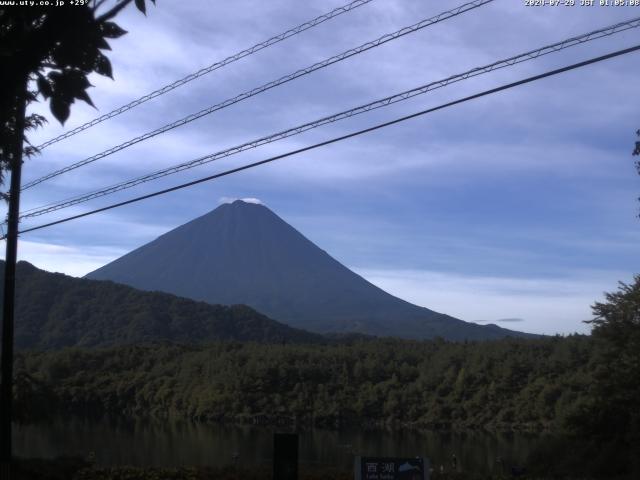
top-left (15, 417), bottom-right (548, 473)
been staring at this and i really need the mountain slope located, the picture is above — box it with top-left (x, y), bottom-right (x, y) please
top-left (87, 200), bottom-right (531, 340)
top-left (0, 260), bottom-right (323, 350)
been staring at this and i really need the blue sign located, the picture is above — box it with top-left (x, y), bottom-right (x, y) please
top-left (355, 456), bottom-right (429, 480)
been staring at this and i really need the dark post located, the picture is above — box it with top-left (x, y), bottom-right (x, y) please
top-left (0, 80), bottom-right (27, 478)
top-left (273, 433), bottom-right (298, 480)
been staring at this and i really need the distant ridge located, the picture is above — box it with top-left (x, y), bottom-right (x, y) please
top-left (87, 200), bottom-right (533, 340)
top-left (0, 260), bottom-right (323, 350)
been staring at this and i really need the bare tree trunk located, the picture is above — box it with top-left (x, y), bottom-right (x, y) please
top-left (0, 76), bottom-right (27, 479)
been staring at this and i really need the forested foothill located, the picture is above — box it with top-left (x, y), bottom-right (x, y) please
top-left (0, 261), bottom-right (324, 349)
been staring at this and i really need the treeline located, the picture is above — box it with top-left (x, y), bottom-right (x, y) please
top-left (16, 335), bottom-right (593, 431)
top-left (0, 261), bottom-right (323, 349)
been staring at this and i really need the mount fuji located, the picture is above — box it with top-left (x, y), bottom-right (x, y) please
top-left (86, 200), bottom-right (531, 340)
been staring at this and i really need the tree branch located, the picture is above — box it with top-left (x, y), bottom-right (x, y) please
top-left (96, 0), bottom-right (134, 22)
top-left (92, 0), bottom-right (109, 12)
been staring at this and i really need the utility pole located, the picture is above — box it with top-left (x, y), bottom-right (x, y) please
top-left (0, 78), bottom-right (27, 478)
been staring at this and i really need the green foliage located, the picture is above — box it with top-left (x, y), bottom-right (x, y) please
top-left (15, 336), bottom-right (595, 432)
top-left (1, 0), bottom-right (154, 122)
top-left (568, 276), bottom-right (640, 454)
top-left (0, 261), bottom-right (323, 350)
top-left (0, 0), bottom-right (154, 189)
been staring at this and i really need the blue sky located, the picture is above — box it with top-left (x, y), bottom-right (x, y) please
top-left (4, 0), bottom-right (639, 335)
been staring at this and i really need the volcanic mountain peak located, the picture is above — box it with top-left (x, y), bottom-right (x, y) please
top-left (87, 201), bottom-right (533, 340)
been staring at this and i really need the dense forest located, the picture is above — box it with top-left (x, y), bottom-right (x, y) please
top-left (13, 334), bottom-right (638, 477)
top-left (10, 274), bottom-right (638, 434)
top-left (8, 266), bottom-right (639, 477)
top-left (0, 261), bottom-right (324, 348)
top-left (15, 336), bottom-right (592, 431)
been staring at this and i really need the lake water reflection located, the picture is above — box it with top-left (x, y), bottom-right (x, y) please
top-left (15, 417), bottom-right (547, 473)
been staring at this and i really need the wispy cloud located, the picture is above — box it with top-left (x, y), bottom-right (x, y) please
top-left (476, 318), bottom-right (525, 323)
top-left (353, 267), bottom-right (631, 335)
top-left (218, 196), bottom-right (263, 205)
top-left (16, 240), bottom-right (127, 277)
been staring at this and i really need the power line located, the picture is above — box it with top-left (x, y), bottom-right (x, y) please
top-left (20, 14), bottom-right (637, 217)
top-left (34, 0), bottom-right (376, 151)
top-left (22, 0), bottom-right (494, 191)
top-left (12, 43), bottom-right (640, 239)
top-left (19, 15), bottom-right (640, 219)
